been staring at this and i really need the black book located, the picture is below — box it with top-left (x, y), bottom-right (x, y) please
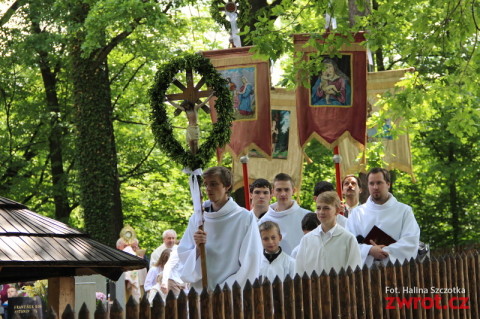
top-left (363, 225), bottom-right (397, 246)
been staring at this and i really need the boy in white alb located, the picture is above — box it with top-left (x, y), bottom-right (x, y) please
top-left (178, 166), bottom-right (263, 292)
top-left (259, 221), bottom-right (295, 283)
top-left (259, 173), bottom-right (310, 255)
top-left (296, 191), bottom-right (361, 276)
top-left (249, 178), bottom-right (275, 220)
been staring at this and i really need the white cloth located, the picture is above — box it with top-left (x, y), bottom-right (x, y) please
top-left (295, 225), bottom-right (361, 276)
top-left (336, 214), bottom-right (347, 228)
top-left (123, 246), bottom-right (141, 302)
top-left (259, 201), bottom-right (310, 255)
top-left (260, 251), bottom-right (295, 283)
top-left (346, 194), bottom-right (420, 267)
top-left (291, 245), bottom-right (300, 259)
top-left (251, 206), bottom-right (275, 220)
top-left (150, 244), bottom-right (178, 268)
top-left (147, 277), bottom-right (166, 305)
top-left (178, 197), bottom-right (263, 291)
top-left (144, 266), bottom-right (161, 292)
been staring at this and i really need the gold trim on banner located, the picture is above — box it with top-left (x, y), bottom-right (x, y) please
top-left (302, 130), bottom-right (365, 151)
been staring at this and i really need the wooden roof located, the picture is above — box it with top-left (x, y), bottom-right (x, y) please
top-left (0, 196), bottom-right (147, 284)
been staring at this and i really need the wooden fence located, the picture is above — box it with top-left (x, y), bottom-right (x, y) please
top-left (45, 250), bottom-right (478, 319)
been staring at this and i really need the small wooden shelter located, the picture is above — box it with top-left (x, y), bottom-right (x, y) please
top-left (0, 196), bottom-right (147, 314)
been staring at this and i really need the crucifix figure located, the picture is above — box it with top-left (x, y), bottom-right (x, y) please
top-left (166, 92), bottom-right (214, 155)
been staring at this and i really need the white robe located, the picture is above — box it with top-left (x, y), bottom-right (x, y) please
top-left (295, 225), bottom-right (362, 276)
top-left (346, 194), bottom-right (420, 267)
top-left (259, 201), bottom-right (310, 255)
top-left (250, 206), bottom-right (275, 220)
top-left (178, 198), bottom-right (263, 291)
top-left (260, 251), bottom-right (296, 283)
top-left (144, 266), bottom-right (161, 292)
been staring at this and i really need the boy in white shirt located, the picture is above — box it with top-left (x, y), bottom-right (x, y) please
top-left (259, 221), bottom-right (295, 283)
top-left (295, 191), bottom-right (361, 276)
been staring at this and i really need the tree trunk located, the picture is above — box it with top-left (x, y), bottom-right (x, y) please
top-left (31, 14), bottom-right (72, 223)
top-left (70, 5), bottom-right (123, 246)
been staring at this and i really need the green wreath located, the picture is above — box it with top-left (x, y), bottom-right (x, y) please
top-left (149, 53), bottom-right (233, 170)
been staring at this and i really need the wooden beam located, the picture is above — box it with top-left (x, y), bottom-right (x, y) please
top-left (48, 277), bottom-right (75, 316)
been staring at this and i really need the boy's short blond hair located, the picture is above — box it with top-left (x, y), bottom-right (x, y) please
top-left (316, 191), bottom-right (342, 208)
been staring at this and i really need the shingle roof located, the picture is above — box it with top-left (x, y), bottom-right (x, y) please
top-left (0, 196), bottom-right (147, 284)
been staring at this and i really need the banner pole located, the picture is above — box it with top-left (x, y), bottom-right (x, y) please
top-left (333, 146), bottom-right (342, 199)
top-left (240, 156), bottom-right (251, 210)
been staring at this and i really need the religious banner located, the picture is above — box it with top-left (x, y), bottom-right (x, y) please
top-left (294, 33), bottom-right (367, 150)
top-left (232, 88), bottom-right (304, 193)
top-left (338, 68), bottom-right (415, 179)
top-left (202, 47), bottom-right (272, 159)
top-left (367, 68), bottom-right (415, 179)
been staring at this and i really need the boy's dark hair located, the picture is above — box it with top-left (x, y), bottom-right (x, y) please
top-left (259, 220), bottom-right (281, 235)
top-left (273, 173), bottom-right (294, 187)
top-left (249, 178), bottom-right (272, 193)
top-left (313, 181), bottom-right (334, 197)
top-left (367, 167), bottom-right (391, 183)
top-left (301, 212), bottom-right (320, 231)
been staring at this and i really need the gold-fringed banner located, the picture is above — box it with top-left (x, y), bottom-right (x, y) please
top-left (294, 33), bottom-right (367, 150)
top-left (232, 88), bottom-right (304, 193)
top-left (202, 47), bottom-right (272, 159)
top-left (367, 68), bottom-right (415, 180)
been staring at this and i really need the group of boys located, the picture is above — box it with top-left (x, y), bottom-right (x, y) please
top-left (155, 166), bottom-right (420, 294)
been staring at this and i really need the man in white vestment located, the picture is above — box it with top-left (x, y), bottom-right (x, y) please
top-left (150, 229), bottom-right (177, 268)
top-left (178, 166), bottom-right (263, 291)
top-left (346, 168), bottom-right (420, 267)
top-left (259, 173), bottom-right (310, 255)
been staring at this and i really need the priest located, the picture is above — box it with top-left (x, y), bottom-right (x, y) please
top-left (346, 168), bottom-right (420, 267)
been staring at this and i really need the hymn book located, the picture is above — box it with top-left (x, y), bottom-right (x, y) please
top-left (363, 225), bottom-right (397, 246)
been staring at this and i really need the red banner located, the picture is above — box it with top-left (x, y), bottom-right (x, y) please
top-left (202, 47), bottom-right (272, 159)
top-left (294, 33), bottom-right (367, 149)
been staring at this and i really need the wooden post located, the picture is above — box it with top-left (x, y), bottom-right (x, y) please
top-left (310, 271), bottom-right (321, 318)
top-left (48, 277), bottom-right (75, 318)
top-left (187, 288), bottom-right (199, 319)
top-left (293, 274), bottom-right (304, 319)
top-left (262, 279), bottom-right (273, 319)
top-left (272, 277), bottom-right (284, 319)
top-left (243, 281), bottom-right (254, 319)
top-left (200, 288), bottom-right (211, 318)
top-left (223, 284), bottom-right (233, 319)
top-left (177, 290), bottom-right (188, 319)
top-left (212, 285), bottom-right (224, 319)
top-left (232, 282), bottom-right (243, 319)
top-left (253, 279), bottom-right (265, 319)
top-left (301, 272), bottom-right (312, 319)
top-left (283, 276), bottom-right (295, 319)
